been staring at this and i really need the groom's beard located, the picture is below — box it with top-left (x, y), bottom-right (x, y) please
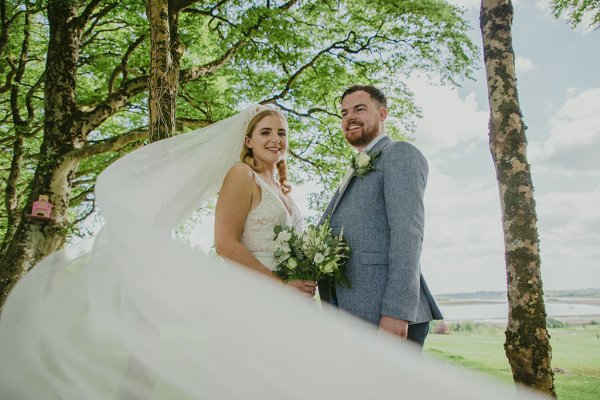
top-left (344, 120), bottom-right (381, 148)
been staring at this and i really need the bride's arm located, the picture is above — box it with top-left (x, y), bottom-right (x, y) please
top-left (214, 164), bottom-right (280, 281)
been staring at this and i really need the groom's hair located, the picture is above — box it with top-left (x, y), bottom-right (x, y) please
top-left (341, 85), bottom-right (387, 109)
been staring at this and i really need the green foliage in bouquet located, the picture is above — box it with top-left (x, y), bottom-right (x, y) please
top-left (272, 220), bottom-right (350, 287)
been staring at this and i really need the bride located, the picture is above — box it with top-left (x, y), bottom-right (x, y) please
top-left (0, 104), bottom-right (540, 399)
top-left (214, 106), bottom-right (316, 296)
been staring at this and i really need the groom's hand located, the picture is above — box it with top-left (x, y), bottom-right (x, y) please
top-left (379, 316), bottom-right (409, 340)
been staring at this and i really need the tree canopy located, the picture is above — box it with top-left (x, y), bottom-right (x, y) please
top-left (0, 0), bottom-right (478, 247)
top-left (552, 0), bottom-right (600, 30)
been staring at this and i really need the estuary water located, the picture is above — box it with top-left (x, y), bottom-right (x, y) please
top-left (439, 300), bottom-right (600, 323)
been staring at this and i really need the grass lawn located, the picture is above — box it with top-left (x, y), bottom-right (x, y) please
top-left (424, 323), bottom-right (600, 400)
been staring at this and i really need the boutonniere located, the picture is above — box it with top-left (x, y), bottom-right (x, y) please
top-left (350, 151), bottom-right (381, 179)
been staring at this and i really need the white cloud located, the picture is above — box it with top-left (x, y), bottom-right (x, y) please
top-left (445, 0), bottom-right (480, 10)
top-left (535, 0), bottom-right (596, 34)
top-left (515, 56), bottom-right (536, 74)
top-left (408, 77), bottom-right (600, 293)
top-left (446, 0), bottom-right (521, 10)
top-left (423, 164), bottom-right (600, 294)
top-left (535, 0), bottom-right (552, 13)
top-left (529, 87), bottom-right (600, 175)
top-left (536, 186), bottom-right (600, 290)
top-left (422, 167), bottom-right (507, 293)
top-left (407, 76), bottom-right (488, 155)
top-left (447, 0), bottom-right (520, 10)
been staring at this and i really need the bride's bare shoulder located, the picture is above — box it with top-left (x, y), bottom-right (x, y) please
top-left (223, 163), bottom-right (255, 186)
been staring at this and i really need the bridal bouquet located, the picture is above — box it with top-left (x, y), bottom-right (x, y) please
top-left (272, 220), bottom-right (350, 287)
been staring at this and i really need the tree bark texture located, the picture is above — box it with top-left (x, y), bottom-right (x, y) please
top-left (147, 0), bottom-right (179, 142)
top-left (1, 6), bottom-right (31, 257)
top-left (480, 1), bottom-right (556, 397)
top-left (0, 2), bottom-right (86, 305)
top-left (0, 0), bottom-right (229, 307)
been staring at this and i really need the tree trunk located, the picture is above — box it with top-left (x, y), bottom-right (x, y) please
top-left (480, 1), bottom-right (556, 397)
top-left (1, 130), bottom-right (24, 258)
top-left (0, 2), bottom-right (85, 305)
top-left (0, 0), bottom-right (7, 58)
top-left (1, 6), bottom-right (30, 258)
top-left (0, 0), bottom-right (224, 306)
top-left (147, 0), bottom-right (179, 142)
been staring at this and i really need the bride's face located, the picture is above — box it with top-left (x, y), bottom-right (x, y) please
top-left (245, 115), bottom-right (288, 167)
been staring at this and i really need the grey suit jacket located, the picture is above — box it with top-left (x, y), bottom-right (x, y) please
top-left (319, 136), bottom-right (442, 325)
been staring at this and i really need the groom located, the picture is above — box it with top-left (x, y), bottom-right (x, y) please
top-left (318, 85), bottom-right (442, 347)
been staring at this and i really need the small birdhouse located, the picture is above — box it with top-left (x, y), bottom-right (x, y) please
top-left (28, 195), bottom-right (53, 220)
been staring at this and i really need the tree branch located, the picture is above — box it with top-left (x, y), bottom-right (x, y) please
top-left (0, 57), bottom-right (16, 93)
top-left (1, 2), bottom-right (43, 57)
top-left (80, 75), bottom-right (148, 134)
top-left (10, 5), bottom-right (30, 126)
top-left (169, 0), bottom-right (204, 13)
top-left (183, 0), bottom-right (233, 28)
top-left (178, 36), bottom-right (248, 82)
top-left (0, 0), bottom-right (7, 58)
top-left (81, 0), bottom-right (301, 135)
top-left (181, 0), bottom-right (230, 15)
top-left (72, 197), bottom-right (96, 224)
top-left (72, 0), bottom-right (104, 32)
top-left (65, 128), bottom-right (148, 162)
top-left (2, 134), bottom-right (24, 250)
top-left (288, 147), bottom-right (319, 169)
top-left (276, 103), bottom-right (339, 120)
top-left (175, 117), bottom-right (212, 131)
top-left (24, 71), bottom-right (44, 122)
top-left (261, 39), bottom-right (345, 104)
top-left (108, 34), bottom-right (147, 94)
top-left (81, 2), bottom-right (119, 41)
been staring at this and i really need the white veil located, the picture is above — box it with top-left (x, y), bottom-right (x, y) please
top-left (0, 105), bottom-right (543, 399)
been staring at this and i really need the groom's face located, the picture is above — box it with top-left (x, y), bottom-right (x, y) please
top-left (340, 91), bottom-right (388, 149)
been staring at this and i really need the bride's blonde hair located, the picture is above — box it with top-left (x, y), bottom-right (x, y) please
top-left (240, 108), bottom-right (292, 194)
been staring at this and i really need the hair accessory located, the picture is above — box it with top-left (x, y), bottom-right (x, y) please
top-left (244, 103), bottom-right (285, 133)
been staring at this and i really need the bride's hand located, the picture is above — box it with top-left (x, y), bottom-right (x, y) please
top-left (285, 280), bottom-right (317, 296)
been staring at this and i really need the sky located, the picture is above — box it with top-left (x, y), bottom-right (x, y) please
top-left (400, 0), bottom-right (600, 294)
top-left (192, 0), bottom-right (600, 294)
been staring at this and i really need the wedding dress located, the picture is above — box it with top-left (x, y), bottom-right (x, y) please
top-left (242, 170), bottom-right (302, 270)
top-left (0, 105), bottom-right (543, 399)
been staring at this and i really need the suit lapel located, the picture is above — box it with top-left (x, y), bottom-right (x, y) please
top-left (327, 136), bottom-right (392, 218)
top-left (327, 168), bottom-right (353, 217)
top-left (367, 135), bottom-right (391, 156)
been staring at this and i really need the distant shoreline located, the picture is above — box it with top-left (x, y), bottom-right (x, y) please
top-left (437, 297), bottom-right (600, 325)
top-left (435, 288), bottom-right (600, 301)
top-left (546, 297), bottom-right (600, 305)
top-left (438, 297), bottom-right (600, 306)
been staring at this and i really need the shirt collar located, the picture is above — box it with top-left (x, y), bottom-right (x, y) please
top-left (362, 133), bottom-right (388, 153)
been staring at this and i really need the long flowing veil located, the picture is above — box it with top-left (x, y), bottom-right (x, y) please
top-left (0, 105), bottom-right (543, 399)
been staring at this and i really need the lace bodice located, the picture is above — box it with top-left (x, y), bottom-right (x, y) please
top-left (241, 172), bottom-right (302, 270)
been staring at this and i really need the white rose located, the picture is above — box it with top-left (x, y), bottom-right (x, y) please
top-left (321, 261), bottom-right (336, 274)
top-left (287, 258), bottom-right (298, 270)
top-left (313, 253), bottom-right (325, 264)
top-left (356, 152), bottom-right (370, 168)
top-left (279, 243), bottom-right (291, 253)
top-left (277, 230), bottom-right (292, 242)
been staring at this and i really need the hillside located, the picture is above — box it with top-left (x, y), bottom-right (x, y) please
top-left (435, 288), bottom-right (600, 303)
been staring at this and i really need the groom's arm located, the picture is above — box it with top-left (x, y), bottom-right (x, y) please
top-left (380, 142), bottom-right (428, 324)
